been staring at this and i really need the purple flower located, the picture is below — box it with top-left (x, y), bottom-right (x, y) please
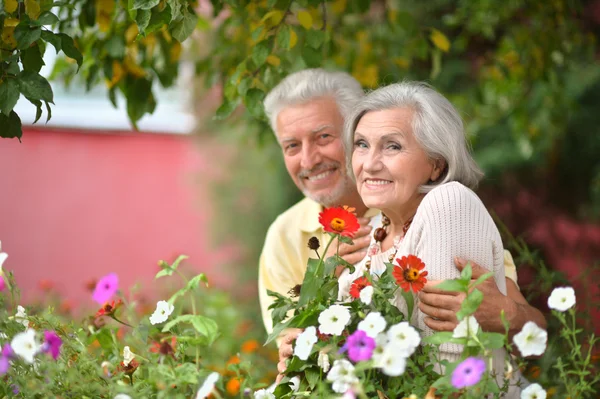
top-left (341, 330), bottom-right (376, 362)
top-left (0, 275), bottom-right (5, 291)
top-left (42, 331), bottom-right (63, 360)
top-left (0, 344), bottom-right (14, 375)
top-left (92, 273), bottom-right (119, 304)
top-left (11, 384), bottom-right (19, 395)
top-left (451, 357), bottom-right (486, 389)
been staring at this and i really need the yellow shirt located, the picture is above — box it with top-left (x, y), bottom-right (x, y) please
top-left (258, 197), bottom-right (518, 334)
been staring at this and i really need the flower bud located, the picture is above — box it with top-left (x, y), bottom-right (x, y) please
top-left (307, 236), bottom-right (320, 250)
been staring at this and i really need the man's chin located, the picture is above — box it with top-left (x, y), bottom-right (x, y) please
top-left (302, 185), bottom-right (346, 208)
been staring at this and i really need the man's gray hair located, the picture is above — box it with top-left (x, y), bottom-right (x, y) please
top-left (344, 81), bottom-right (483, 192)
top-left (264, 68), bottom-right (364, 134)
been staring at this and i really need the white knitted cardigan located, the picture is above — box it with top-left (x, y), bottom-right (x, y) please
top-left (339, 181), bottom-right (520, 397)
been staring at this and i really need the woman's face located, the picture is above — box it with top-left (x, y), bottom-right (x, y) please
top-left (352, 107), bottom-right (442, 216)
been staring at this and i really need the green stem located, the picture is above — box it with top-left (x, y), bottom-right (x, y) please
top-left (175, 269), bottom-right (200, 369)
top-left (110, 315), bottom-right (133, 328)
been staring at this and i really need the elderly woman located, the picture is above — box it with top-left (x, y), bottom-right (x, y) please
top-left (339, 82), bottom-right (520, 397)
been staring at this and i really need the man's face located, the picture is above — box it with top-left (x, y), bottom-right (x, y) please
top-left (275, 96), bottom-right (353, 206)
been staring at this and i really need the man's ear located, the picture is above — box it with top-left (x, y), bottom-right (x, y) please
top-left (430, 158), bottom-right (447, 182)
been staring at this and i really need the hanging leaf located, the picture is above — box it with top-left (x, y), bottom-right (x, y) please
top-left (17, 70), bottom-right (54, 103)
top-left (0, 111), bottom-right (22, 139)
top-left (297, 10), bottom-right (313, 30)
top-left (0, 79), bottom-right (20, 116)
top-left (430, 28), bottom-right (450, 52)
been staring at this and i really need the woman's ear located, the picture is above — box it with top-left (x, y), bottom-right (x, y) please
top-left (430, 158), bottom-right (447, 182)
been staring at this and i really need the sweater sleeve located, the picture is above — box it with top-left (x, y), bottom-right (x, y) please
top-left (409, 182), bottom-right (507, 359)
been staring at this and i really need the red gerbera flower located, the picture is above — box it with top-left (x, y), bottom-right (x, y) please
top-left (392, 255), bottom-right (428, 293)
top-left (349, 276), bottom-right (372, 299)
top-left (318, 206), bottom-right (360, 238)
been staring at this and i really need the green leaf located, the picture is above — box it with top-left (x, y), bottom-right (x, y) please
top-left (26, 97), bottom-right (43, 123)
top-left (400, 290), bottom-right (415, 320)
top-left (460, 263), bottom-right (472, 281)
top-left (171, 8), bottom-right (198, 42)
top-left (305, 29), bottom-right (325, 49)
top-left (305, 367), bottom-right (320, 389)
top-left (161, 314), bottom-right (219, 344)
top-left (456, 288), bottom-right (483, 321)
top-left (244, 88), bottom-right (265, 118)
top-left (146, 6), bottom-right (171, 35)
top-left (21, 43), bottom-right (45, 72)
top-left (17, 70), bottom-right (53, 103)
top-left (44, 100), bottom-right (51, 123)
top-left (422, 331), bottom-right (454, 345)
top-left (470, 271), bottom-right (494, 290)
top-left (125, 77), bottom-right (156, 128)
top-left (214, 98), bottom-right (239, 120)
top-left (186, 273), bottom-right (209, 290)
top-left (127, 0), bottom-right (137, 19)
top-left (432, 279), bottom-right (468, 293)
top-left (166, 0), bottom-right (182, 21)
top-left (0, 79), bottom-right (20, 115)
top-left (41, 30), bottom-right (61, 53)
top-left (105, 36), bottom-right (125, 58)
top-left (277, 25), bottom-right (291, 50)
top-left (93, 328), bottom-right (115, 353)
top-left (251, 42), bottom-right (269, 68)
top-left (14, 24), bottom-right (42, 49)
top-left (265, 315), bottom-right (295, 345)
top-left (57, 33), bottom-right (83, 69)
top-left (135, 9), bottom-right (151, 33)
top-left (480, 332), bottom-right (505, 350)
top-left (0, 111), bottom-right (22, 139)
top-left (299, 258), bottom-right (321, 307)
top-left (302, 46), bottom-right (322, 68)
top-left (133, 0), bottom-right (160, 10)
top-left (36, 11), bottom-right (59, 25)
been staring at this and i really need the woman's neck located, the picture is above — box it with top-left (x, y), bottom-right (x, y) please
top-left (382, 196), bottom-right (424, 239)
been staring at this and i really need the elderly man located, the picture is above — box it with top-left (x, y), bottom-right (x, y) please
top-left (258, 69), bottom-right (546, 373)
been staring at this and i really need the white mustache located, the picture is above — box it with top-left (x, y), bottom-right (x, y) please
top-left (298, 162), bottom-right (340, 179)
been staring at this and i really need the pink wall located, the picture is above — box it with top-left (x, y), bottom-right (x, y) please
top-left (0, 127), bottom-right (237, 309)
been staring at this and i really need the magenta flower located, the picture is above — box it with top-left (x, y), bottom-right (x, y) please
top-left (42, 331), bottom-right (63, 360)
top-left (0, 343), bottom-right (14, 375)
top-left (341, 330), bottom-right (376, 362)
top-left (0, 275), bottom-right (5, 291)
top-left (92, 273), bottom-right (119, 304)
top-left (451, 357), bottom-right (486, 389)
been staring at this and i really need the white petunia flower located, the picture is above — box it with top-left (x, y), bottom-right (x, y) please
top-left (122, 346), bottom-right (135, 366)
top-left (318, 304), bottom-right (351, 336)
top-left (452, 316), bottom-right (480, 339)
top-left (371, 333), bottom-right (389, 366)
top-left (318, 350), bottom-right (330, 373)
top-left (15, 305), bottom-right (29, 328)
top-left (289, 376), bottom-right (300, 392)
top-left (326, 359), bottom-right (359, 394)
top-left (196, 372), bottom-right (220, 399)
top-left (254, 389), bottom-right (275, 399)
top-left (294, 326), bottom-right (318, 361)
top-left (149, 300), bottom-right (175, 325)
top-left (0, 251), bottom-right (7, 271)
top-left (357, 312), bottom-right (387, 338)
top-left (114, 395), bottom-right (132, 399)
top-left (359, 285), bottom-right (374, 305)
top-left (513, 322), bottom-right (547, 357)
top-left (378, 343), bottom-right (408, 376)
top-left (11, 329), bottom-right (40, 364)
top-left (547, 287), bottom-right (576, 312)
top-left (386, 322), bottom-right (420, 356)
top-left (521, 383), bottom-right (547, 399)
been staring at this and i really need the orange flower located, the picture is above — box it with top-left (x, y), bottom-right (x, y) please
top-left (318, 206), bottom-right (360, 238)
top-left (117, 359), bottom-right (139, 376)
top-left (241, 339), bottom-right (259, 353)
top-left (226, 377), bottom-right (242, 395)
top-left (349, 276), bottom-right (371, 299)
top-left (392, 255), bottom-right (428, 293)
top-left (95, 299), bottom-right (123, 318)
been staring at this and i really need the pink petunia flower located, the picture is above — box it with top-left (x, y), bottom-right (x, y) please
top-left (0, 343), bottom-right (14, 375)
top-left (451, 357), bottom-right (486, 389)
top-left (0, 276), bottom-right (5, 292)
top-left (92, 273), bottom-right (119, 304)
top-left (42, 331), bottom-right (62, 360)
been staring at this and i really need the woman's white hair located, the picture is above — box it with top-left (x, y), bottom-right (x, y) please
top-left (264, 68), bottom-right (364, 134)
top-left (344, 81), bottom-right (483, 192)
